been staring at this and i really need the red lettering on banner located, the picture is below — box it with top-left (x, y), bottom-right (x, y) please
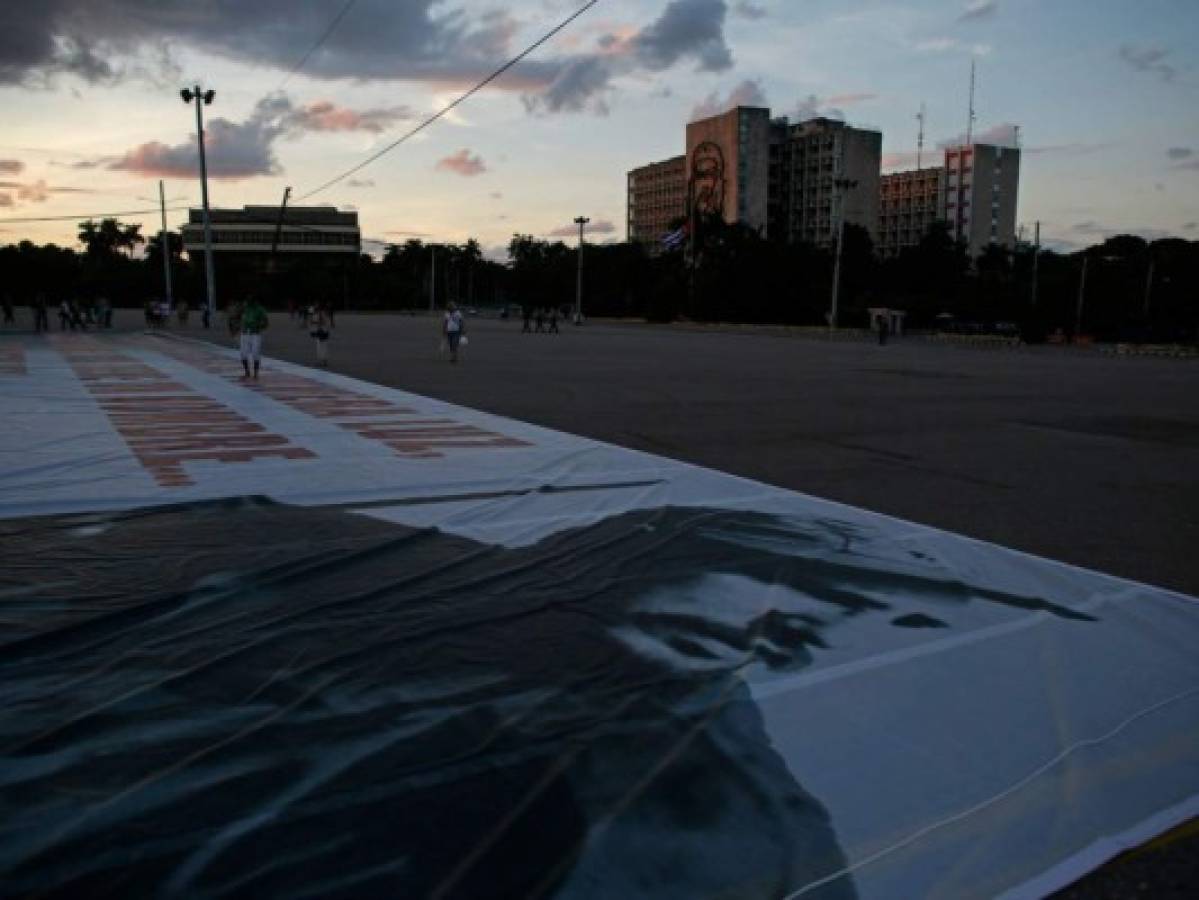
top-left (57, 341), bottom-right (315, 487)
top-left (153, 342), bottom-right (533, 460)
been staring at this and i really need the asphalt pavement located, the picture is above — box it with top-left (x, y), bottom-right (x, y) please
top-left (171, 310), bottom-right (1199, 598)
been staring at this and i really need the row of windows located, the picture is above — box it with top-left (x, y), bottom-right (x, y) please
top-left (186, 229), bottom-right (358, 247)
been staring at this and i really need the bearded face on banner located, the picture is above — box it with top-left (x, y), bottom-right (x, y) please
top-left (690, 141), bottom-right (726, 219)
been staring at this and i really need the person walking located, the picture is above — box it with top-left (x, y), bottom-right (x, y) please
top-left (548, 307), bottom-right (560, 334)
top-left (59, 299), bottom-right (71, 331)
top-left (239, 297), bottom-right (269, 379)
top-left (310, 303), bottom-right (333, 368)
top-left (521, 306), bottom-right (532, 333)
top-left (33, 294), bottom-right (49, 332)
top-left (2, 294), bottom-right (14, 326)
top-left (443, 302), bottom-right (465, 364)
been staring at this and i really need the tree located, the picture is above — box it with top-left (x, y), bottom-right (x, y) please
top-left (77, 218), bottom-right (142, 257)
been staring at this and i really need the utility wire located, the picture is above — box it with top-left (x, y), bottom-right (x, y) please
top-left (279, 0), bottom-right (359, 89)
top-left (0, 205), bottom-right (191, 224)
top-left (297, 0), bottom-right (600, 201)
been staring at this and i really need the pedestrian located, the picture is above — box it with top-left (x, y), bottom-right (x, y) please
top-left (534, 307), bottom-right (545, 333)
top-left (310, 303), bottom-right (333, 367)
top-left (227, 300), bottom-right (244, 344)
top-left (98, 295), bottom-right (113, 329)
top-left (2, 294), bottom-right (14, 326)
top-left (548, 307), bottom-right (560, 334)
top-left (201, 302), bottom-right (211, 329)
top-left (239, 296), bottom-right (269, 379)
top-left (443, 301), bottom-right (465, 364)
top-left (59, 300), bottom-right (72, 331)
top-left (522, 306), bottom-right (532, 333)
top-left (33, 294), bottom-right (49, 332)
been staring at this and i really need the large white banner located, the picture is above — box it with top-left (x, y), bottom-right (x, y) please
top-left (1, 333), bottom-right (1197, 899)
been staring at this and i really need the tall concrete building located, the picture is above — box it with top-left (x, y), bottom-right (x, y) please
top-left (767, 117), bottom-right (883, 247)
top-left (878, 143), bottom-right (1021, 260)
top-left (685, 106), bottom-right (772, 234)
top-left (878, 167), bottom-right (946, 258)
top-left (626, 156), bottom-right (687, 246)
top-left (944, 143), bottom-right (1021, 259)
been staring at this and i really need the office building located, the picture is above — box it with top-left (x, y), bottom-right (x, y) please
top-left (626, 156), bottom-right (687, 246)
top-left (878, 167), bottom-right (946, 258)
top-left (944, 143), bottom-right (1021, 259)
top-left (684, 106), bottom-right (773, 235)
top-left (768, 117), bottom-right (883, 246)
top-left (181, 206), bottom-right (360, 263)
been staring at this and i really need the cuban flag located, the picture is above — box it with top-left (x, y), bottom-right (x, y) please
top-left (661, 225), bottom-right (686, 251)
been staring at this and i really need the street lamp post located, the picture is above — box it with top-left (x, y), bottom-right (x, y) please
top-left (828, 177), bottom-right (858, 330)
top-left (1074, 254), bottom-right (1090, 341)
top-left (574, 216), bottom-right (589, 325)
top-left (158, 180), bottom-right (173, 309)
top-left (181, 85), bottom-right (216, 326)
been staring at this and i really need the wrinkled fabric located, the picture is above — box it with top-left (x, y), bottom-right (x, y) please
top-left (2, 333), bottom-right (1198, 899)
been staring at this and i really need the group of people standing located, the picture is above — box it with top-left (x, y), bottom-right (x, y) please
top-left (521, 306), bottom-right (568, 334)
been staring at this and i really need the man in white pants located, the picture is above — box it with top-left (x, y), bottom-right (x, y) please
top-left (239, 297), bottom-right (269, 380)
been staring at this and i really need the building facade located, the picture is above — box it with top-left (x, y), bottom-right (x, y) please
top-left (626, 156), bottom-right (686, 246)
top-left (878, 167), bottom-right (946, 258)
top-left (768, 117), bottom-right (883, 247)
top-left (684, 106), bottom-right (772, 234)
top-left (181, 206), bottom-right (360, 261)
top-left (944, 143), bottom-right (1021, 259)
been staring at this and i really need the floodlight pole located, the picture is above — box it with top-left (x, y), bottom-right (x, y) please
top-left (829, 177), bottom-right (858, 330)
top-left (574, 216), bottom-right (589, 324)
top-left (1074, 254), bottom-right (1089, 340)
top-left (182, 85), bottom-right (217, 323)
top-left (158, 180), bottom-right (173, 307)
top-left (429, 246), bottom-right (436, 312)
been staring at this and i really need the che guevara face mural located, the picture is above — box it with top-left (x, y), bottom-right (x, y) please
top-left (0, 497), bottom-right (1097, 899)
top-left (690, 140), bottom-right (726, 219)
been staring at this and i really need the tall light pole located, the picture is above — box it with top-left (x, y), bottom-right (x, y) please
top-left (181, 86), bottom-right (216, 325)
top-left (158, 180), bottom-right (173, 308)
top-left (1074, 254), bottom-right (1089, 341)
top-left (1031, 221), bottom-right (1041, 307)
top-left (429, 245), bottom-right (436, 312)
top-left (573, 216), bottom-right (589, 325)
top-left (828, 177), bottom-right (858, 330)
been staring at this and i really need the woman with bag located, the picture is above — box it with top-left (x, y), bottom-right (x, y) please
top-left (311, 303), bottom-right (334, 368)
top-left (443, 302), bottom-right (465, 364)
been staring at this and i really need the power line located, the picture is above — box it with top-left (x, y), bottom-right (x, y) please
top-left (0, 205), bottom-right (191, 224)
top-left (297, 0), bottom-right (600, 201)
top-left (279, 0), bottom-right (359, 89)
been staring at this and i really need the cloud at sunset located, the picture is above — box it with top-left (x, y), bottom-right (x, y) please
top-left (436, 150), bottom-right (488, 177)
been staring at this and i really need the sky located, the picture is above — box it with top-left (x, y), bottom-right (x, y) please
top-left (0, 0), bottom-right (1196, 257)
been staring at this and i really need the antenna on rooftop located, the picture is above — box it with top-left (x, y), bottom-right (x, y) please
top-left (966, 59), bottom-right (977, 146)
top-left (916, 102), bottom-right (926, 170)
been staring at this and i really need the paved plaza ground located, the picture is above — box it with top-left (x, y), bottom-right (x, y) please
top-left (165, 310), bottom-right (1199, 599)
top-left (4, 310), bottom-right (1198, 895)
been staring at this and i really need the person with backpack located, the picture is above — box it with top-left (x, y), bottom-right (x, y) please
top-left (443, 302), bottom-right (465, 364)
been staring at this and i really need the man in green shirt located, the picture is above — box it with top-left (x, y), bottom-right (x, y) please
top-left (239, 297), bottom-right (269, 379)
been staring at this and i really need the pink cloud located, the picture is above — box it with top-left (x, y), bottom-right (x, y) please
top-left (436, 149), bottom-right (487, 177)
top-left (287, 101), bottom-right (412, 134)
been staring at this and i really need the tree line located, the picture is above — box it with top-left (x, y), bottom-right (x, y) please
top-left (0, 216), bottom-right (1195, 343)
